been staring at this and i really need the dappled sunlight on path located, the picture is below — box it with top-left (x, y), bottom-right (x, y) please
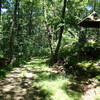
top-left (82, 86), bottom-right (100, 100)
top-left (0, 58), bottom-right (60, 100)
top-left (0, 58), bottom-right (100, 100)
top-left (0, 66), bottom-right (39, 100)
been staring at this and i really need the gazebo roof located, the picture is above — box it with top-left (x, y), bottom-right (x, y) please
top-left (78, 11), bottom-right (100, 28)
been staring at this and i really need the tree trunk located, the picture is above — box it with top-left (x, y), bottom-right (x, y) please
top-left (53, 0), bottom-right (67, 63)
top-left (0, 0), bottom-right (2, 19)
top-left (96, 29), bottom-right (100, 42)
top-left (8, 0), bottom-right (19, 60)
top-left (47, 25), bottom-right (54, 55)
top-left (28, 3), bottom-right (33, 35)
top-left (43, 0), bottom-right (53, 56)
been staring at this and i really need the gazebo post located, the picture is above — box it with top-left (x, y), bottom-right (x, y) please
top-left (96, 28), bottom-right (100, 42)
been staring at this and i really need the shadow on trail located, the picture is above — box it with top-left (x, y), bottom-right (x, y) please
top-left (0, 58), bottom-right (56, 100)
top-left (63, 54), bottom-right (100, 81)
top-left (0, 57), bottom-right (32, 80)
top-left (0, 57), bottom-right (100, 100)
top-left (61, 55), bottom-right (100, 100)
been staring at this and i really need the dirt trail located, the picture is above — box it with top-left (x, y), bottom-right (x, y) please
top-left (81, 85), bottom-right (100, 100)
top-left (0, 66), bottom-right (39, 100)
top-left (0, 64), bottom-right (100, 100)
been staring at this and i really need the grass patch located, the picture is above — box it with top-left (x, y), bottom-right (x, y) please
top-left (1, 57), bottom-right (99, 100)
top-left (95, 95), bottom-right (100, 100)
top-left (23, 58), bottom-right (83, 100)
top-left (21, 57), bottom-right (100, 100)
top-left (33, 77), bottom-right (76, 100)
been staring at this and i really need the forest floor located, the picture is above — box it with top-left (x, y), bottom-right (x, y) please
top-left (0, 58), bottom-right (100, 100)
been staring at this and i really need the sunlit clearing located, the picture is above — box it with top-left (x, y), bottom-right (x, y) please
top-left (33, 77), bottom-right (81, 100)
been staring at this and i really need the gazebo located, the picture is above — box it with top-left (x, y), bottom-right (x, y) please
top-left (78, 11), bottom-right (100, 28)
top-left (78, 11), bottom-right (100, 42)
top-left (78, 11), bottom-right (100, 58)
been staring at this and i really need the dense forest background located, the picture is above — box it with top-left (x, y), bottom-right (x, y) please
top-left (0, 0), bottom-right (100, 100)
top-left (0, 0), bottom-right (100, 62)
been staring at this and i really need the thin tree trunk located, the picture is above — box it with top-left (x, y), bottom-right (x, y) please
top-left (96, 29), bottom-right (100, 42)
top-left (93, 0), bottom-right (96, 11)
top-left (47, 25), bottom-right (54, 55)
top-left (53, 0), bottom-right (67, 63)
top-left (0, 0), bottom-right (2, 19)
top-left (8, 0), bottom-right (19, 60)
top-left (28, 9), bottom-right (32, 35)
top-left (43, 0), bottom-right (53, 56)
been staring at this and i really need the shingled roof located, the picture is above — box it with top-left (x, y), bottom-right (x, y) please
top-left (78, 11), bottom-right (100, 28)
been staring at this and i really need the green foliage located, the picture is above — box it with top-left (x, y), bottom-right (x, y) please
top-left (0, 0), bottom-right (100, 99)
top-left (0, 65), bottom-right (12, 80)
top-left (81, 41), bottom-right (100, 59)
top-left (21, 58), bottom-right (83, 100)
top-left (1, 0), bottom-right (100, 62)
top-left (61, 83), bottom-right (82, 100)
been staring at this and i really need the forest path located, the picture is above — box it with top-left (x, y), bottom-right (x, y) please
top-left (82, 87), bottom-right (100, 100)
top-left (0, 58), bottom-right (50, 100)
top-left (0, 66), bottom-right (39, 100)
top-left (0, 58), bottom-right (100, 100)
